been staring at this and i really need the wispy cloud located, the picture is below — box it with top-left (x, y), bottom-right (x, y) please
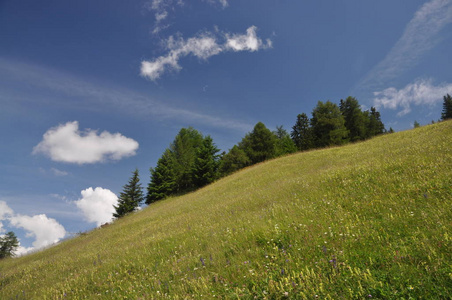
top-left (357, 0), bottom-right (452, 93)
top-left (51, 168), bottom-right (69, 177)
top-left (141, 26), bottom-right (272, 81)
top-left (33, 121), bottom-right (139, 164)
top-left (0, 59), bottom-right (253, 132)
top-left (146, 0), bottom-right (229, 34)
top-left (74, 187), bottom-right (118, 227)
top-left (373, 78), bottom-right (452, 116)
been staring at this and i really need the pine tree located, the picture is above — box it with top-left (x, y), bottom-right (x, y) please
top-left (0, 231), bottom-right (19, 259)
top-left (219, 146), bottom-right (250, 176)
top-left (170, 127), bottom-right (204, 193)
top-left (291, 113), bottom-right (314, 151)
top-left (311, 101), bottom-right (349, 147)
top-left (113, 169), bottom-right (144, 218)
top-left (367, 107), bottom-right (385, 137)
top-left (441, 94), bottom-right (452, 120)
top-left (340, 97), bottom-right (367, 141)
top-left (240, 122), bottom-right (277, 164)
top-left (274, 126), bottom-right (297, 156)
top-left (146, 149), bottom-right (176, 204)
top-left (192, 136), bottom-right (220, 188)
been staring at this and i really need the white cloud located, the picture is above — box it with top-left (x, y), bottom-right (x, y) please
top-left (141, 26), bottom-right (272, 81)
top-left (74, 187), bottom-right (118, 227)
top-left (33, 121), bottom-right (139, 164)
top-left (357, 0), bottom-right (452, 92)
top-left (15, 245), bottom-right (35, 256)
top-left (0, 200), bottom-right (67, 254)
top-left (9, 214), bottom-right (66, 249)
top-left (141, 33), bottom-right (222, 80)
top-left (373, 78), bottom-right (452, 116)
top-left (0, 201), bottom-right (14, 220)
top-left (0, 201), bottom-right (14, 233)
top-left (225, 26), bottom-right (266, 52)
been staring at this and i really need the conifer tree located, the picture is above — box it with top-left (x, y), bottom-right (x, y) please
top-left (0, 231), bottom-right (19, 259)
top-left (219, 146), bottom-right (250, 176)
top-left (113, 169), bottom-right (144, 218)
top-left (311, 101), bottom-right (349, 147)
top-left (146, 149), bottom-right (175, 204)
top-left (340, 97), bottom-right (368, 141)
top-left (291, 113), bottom-right (313, 151)
top-left (274, 126), bottom-right (297, 156)
top-left (192, 136), bottom-right (220, 188)
top-left (441, 94), bottom-right (452, 120)
top-left (170, 127), bottom-right (203, 193)
top-left (240, 122), bottom-right (277, 164)
top-left (367, 107), bottom-right (385, 137)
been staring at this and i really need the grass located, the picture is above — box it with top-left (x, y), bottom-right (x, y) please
top-left (1, 121), bottom-right (451, 299)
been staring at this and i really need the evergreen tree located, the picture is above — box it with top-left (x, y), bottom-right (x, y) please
top-left (291, 113), bottom-right (314, 151)
top-left (414, 120), bottom-right (420, 128)
top-left (192, 136), bottom-right (220, 188)
top-left (114, 169), bottom-right (144, 218)
top-left (367, 107), bottom-right (385, 137)
top-left (170, 127), bottom-right (204, 193)
top-left (311, 101), bottom-right (349, 147)
top-left (219, 146), bottom-right (250, 176)
top-left (340, 97), bottom-right (368, 141)
top-left (0, 231), bottom-right (19, 259)
top-left (388, 127), bottom-right (395, 133)
top-left (146, 149), bottom-right (176, 204)
top-left (274, 126), bottom-right (297, 157)
top-left (240, 122), bottom-right (277, 164)
top-left (441, 94), bottom-right (452, 120)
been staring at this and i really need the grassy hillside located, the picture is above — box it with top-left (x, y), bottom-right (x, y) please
top-left (1, 121), bottom-right (451, 299)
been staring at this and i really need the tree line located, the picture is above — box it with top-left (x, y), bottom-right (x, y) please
top-left (2, 95), bottom-right (450, 259)
top-left (113, 96), bottom-right (389, 218)
top-left (112, 93), bottom-right (451, 218)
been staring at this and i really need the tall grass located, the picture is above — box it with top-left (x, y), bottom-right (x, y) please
top-left (1, 121), bottom-right (451, 299)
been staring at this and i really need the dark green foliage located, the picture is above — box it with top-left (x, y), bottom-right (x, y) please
top-left (240, 122), bottom-right (277, 164)
top-left (367, 107), bottom-right (385, 137)
top-left (273, 126), bottom-right (297, 156)
top-left (219, 146), bottom-right (251, 176)
top-left (218, 122), bottom-right (279, 176)
top-left (311, 101), bottom-right (349, 147)
top-left (414, 120), bottom-right (420, 128)
top-left (147, 127), bottom-right (214, 200)
top-left (291, 113), bottom-right (314, 151)
top-left (170, 127), bottom-right (204, 193)
top-left (146, 149), bottom-right (176, 204)
top-left (192, 136), bottom-right (220, 188)
top-left (441, 94), bottom-right (452, 120)
top-left (0, 231), bottom-right (19, 259)
top-left (388, 127), bottom-right (395, 133)
top-left (340, 97), bottom-right (368, 141)
top-left (114, 169), bottom-right (144, 218)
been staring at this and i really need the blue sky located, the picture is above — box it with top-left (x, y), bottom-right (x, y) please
top-left (1, 0), bottom-right (451, 254)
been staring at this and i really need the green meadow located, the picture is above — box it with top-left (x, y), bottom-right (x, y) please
top-left (1, 121), bottom-right (451, 299)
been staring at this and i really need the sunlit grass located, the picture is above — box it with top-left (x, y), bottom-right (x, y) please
top-left (1, 121), bottom-right (451, 299)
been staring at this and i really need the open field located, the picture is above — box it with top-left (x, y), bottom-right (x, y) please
top-left (1, 121), bottom-right (451, 299)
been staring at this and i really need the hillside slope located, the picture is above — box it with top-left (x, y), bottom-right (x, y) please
top-left (1, 121), bottom-right (451, 299)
